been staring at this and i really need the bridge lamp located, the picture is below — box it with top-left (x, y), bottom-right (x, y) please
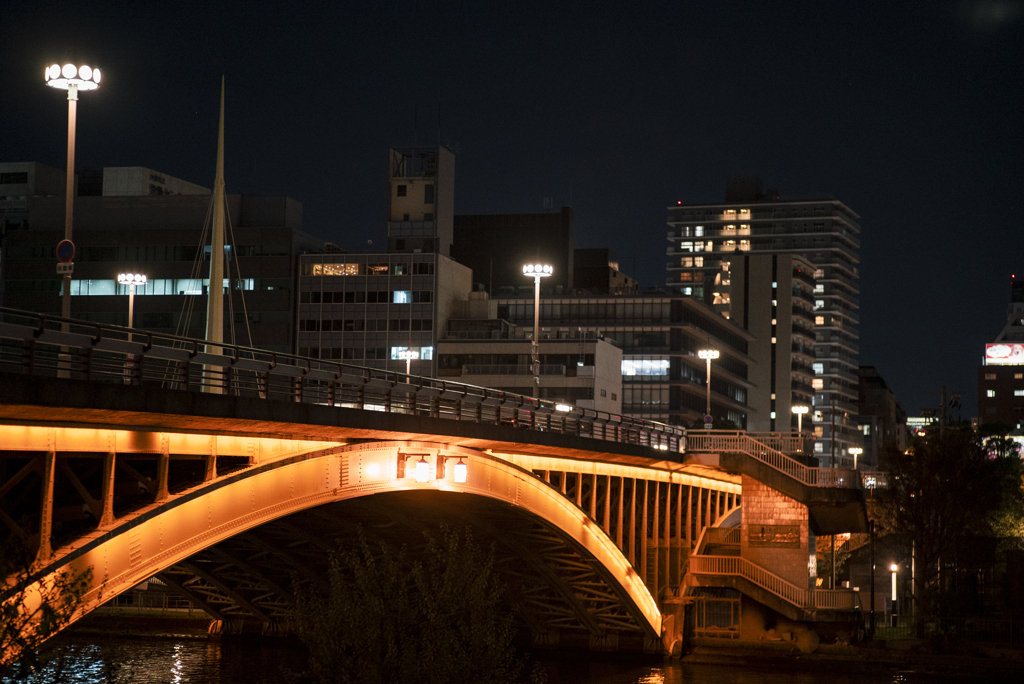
top-left (849, 446), bottom-right (863, 470)
top-left (46, 62), bottom-right (102, 327)
top-left (397, 348), bottom-right (419, 375)
top-left (697, 349), bottom-right (719, 427)
top-left (453, 457), bottom-right (468, 484)
top-left (415, 456), bottom-right (430, 483)
top-left (522, 263), bottom-right (553, 400)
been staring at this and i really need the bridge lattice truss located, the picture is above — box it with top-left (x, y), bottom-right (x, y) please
top-left (0, 426), bottom-right (739, 654)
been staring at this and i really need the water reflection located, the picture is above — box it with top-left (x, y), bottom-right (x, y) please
top-left (3, 636), bottom-right (945, 684)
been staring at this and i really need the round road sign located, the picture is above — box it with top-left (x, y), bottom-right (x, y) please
top-left (56, 240), bottom-right (75, 263)
top-left (704, 415), bottom-right (713, 424)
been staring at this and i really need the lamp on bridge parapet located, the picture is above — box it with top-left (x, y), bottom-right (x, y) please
top-left (523, 263), bottom-right (553, 400)
top-left (46, 63), bottom-right (102, 329)
top-left (697, 349), bottom-right (719, 428)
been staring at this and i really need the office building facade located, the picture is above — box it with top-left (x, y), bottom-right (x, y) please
top-left (1, 162), bottom-right (319, 353)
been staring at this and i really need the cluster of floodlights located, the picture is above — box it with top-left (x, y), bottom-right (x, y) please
top-left (522, 264), bottom-right (553, 277)
top-left (117, 273), bottom-right (147, 286)
top-left (45, 63), bottom-right (102, 91)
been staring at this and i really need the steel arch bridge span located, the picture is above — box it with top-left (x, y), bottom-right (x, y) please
top-left (11, 440), bottom-right (663, 656)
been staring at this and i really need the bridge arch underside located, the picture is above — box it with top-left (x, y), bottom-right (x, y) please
top-left (10, 441), bottom-right (666, 655)
top-left (161, 492), bottom-right (658, 652)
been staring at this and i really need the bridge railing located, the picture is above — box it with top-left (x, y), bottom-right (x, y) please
top-left (0, 307), bottom-right (685, 452)
top-left (689, 554), bottom-right (857, 611)
top-left (685, 430), bottom-right (861, 490)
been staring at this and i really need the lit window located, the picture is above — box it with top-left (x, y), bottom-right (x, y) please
top-left (683, 287), bottom-right (692, 295)
top-left (815, 300), bottom-right (825, 310)
top-left (681, 257), bottom-right (692, 267)
top-left (393, 290), bottom-right (412, 303)
top-left (723, 224), bottom-right (736, 234)
top-left (814, 443), bottom-right (824, 453)
top-left (987, 390), bottom-right (996, 398)
top-left (1015, 390), bottom-right (1024, 397)
top-left (679, 242), bottom-right (693, 252)
top-left (739, 240), bottom-right (750, 251)
top-left (814, 284), bottom-right (824, 293)
top-left (815, 316), bottom-right (825, 325)
top-left (771, 337), bottom-right (777, 344)
top-left (862, 425), bottom-right (871, 435)
top-left (985, 373), bottom-right (997, 380)
top-left (695, 226), bottom-right (704, 236)
top-left (694, 256), bottom-right (703, 267)
top-left (814, 269), bottom-right (824, 278)
top-left (1016, 373), bottom-right (1023, 380)
top-left (770, 411), bottom-right (776, 419)
top-left (771, 318), bottom-right (777, 325)
top-left (812, 363), bottom-right (823, 374)
top-left (739, 224), bottom-right (750, 235)
top-left (812, 379), bottom-right (824, 390)
top-left (771, 282), bottom-right (777, 289)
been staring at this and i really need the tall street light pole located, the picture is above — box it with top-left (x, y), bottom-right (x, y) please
top-left (398, 348), bottom-right (419, 375)
top-left (118, 273), bottom-right (147, 332)
top-left (697, 349), bottom-right (719, 428)
top-left (523, 264), bottom-right (553, 400)
top-left (849, 446), bottom-right (863, 470)
top-left (792, 405), bottom-right (809, 453)
top-left (45, 62), bottom-right (101, 328)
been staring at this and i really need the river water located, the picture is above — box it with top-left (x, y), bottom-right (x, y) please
top-left (3, 635), bottom-right (950, 684)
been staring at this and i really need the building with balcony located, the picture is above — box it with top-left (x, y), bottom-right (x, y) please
top-left (729, 253), bottom-right (817, 434)
top-left (978, 276), bottom-right (1024, 429)
top-left (666, 177), bottom-right (861, 465)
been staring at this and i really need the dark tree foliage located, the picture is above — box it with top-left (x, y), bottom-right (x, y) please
top-left (293, 525), bottom-right (538, 684)
top-left (875, 428), bottom-right (1024, 627)
top-left (0, 536), bottom-right (93, 676)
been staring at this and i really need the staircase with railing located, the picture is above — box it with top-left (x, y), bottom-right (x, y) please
top-left (688, 554), bottom-right (859, 615)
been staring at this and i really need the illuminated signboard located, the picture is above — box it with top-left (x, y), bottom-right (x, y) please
top-left (985, 343), bottom-right (1024, 365)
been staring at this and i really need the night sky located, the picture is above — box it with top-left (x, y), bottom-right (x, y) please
top-left (3, 1), bottom-right (1022, 420)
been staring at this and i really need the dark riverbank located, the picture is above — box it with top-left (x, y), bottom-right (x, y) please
top-left (64, 612), bottom-right (1024, 682)
top-left (683, 637), bottom-right (1024, 681)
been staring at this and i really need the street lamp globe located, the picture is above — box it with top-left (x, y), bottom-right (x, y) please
top-left (697, 349), bottom-right (719, 426)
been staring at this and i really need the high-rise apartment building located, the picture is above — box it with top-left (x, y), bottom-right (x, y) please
top-left (666, 177), bottom-right (861, 464)
top-left (729, 253), bottom-right (817, 434)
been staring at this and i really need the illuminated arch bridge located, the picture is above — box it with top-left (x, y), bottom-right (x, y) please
top-left (0, 309), bottom-right (865, 659)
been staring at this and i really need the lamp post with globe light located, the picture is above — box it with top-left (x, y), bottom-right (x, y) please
top-left (792, 405), bottom-right (809, 452)
top-left (45, 62), bottom-right (101, 328)
top-left (697, 349), bottom-right (719, 428)
top-left (522, 264), bottom-right (553, 400)
top-left (849, 446), bottom-right (863, 470)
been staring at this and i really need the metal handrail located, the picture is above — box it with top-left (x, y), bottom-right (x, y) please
top-left (689, 554), bottom-right (857, 610)
top-left (0, 307), bottom-right (685, 452)
top-left (686, 430), bottom-right (860, 489)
